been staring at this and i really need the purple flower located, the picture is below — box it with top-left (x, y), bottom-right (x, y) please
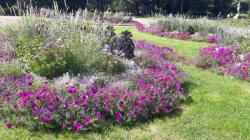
top-left (95, 112), bottom-right (102, 119)
top-left (20, 99), bottom-right (28, 108)
top-left (67, 87), bottom-right (78, 94)
top-left (76, 122), bottom-right (83, 130)
top-left (39, 114), bottom-right (53, 123)
top-left (62, 123), bottom-right (67, 129)
top-left (207, 35), bottom-right (217, 43)
top-left (27, 82), bottom-right (33, 86)
top-left (105, 105), bottom-right (110, 111)
top-left (85, 117), bottom-right (92, 124)
top-left (13, 104), bottom-right (19, 110)
top-left (7, 123), bottom-right (13, 129)
top-left (119, 101), bottom-right (125, 109)
top-left (114, 111), bottom-right (122, 122)
top-left (25, 74), bottom-right (33, 80)
top-left (164, 108), bottom-right (170, 113)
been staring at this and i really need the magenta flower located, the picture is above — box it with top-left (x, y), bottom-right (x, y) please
top-left (13, 104), bottom-right (19, 110)
top-left (7, 123), bottom-right (13, 129)
top-left (164, 108), bottom-right (170, 113)
top-left (105, 105), bottom-right (110, 111)
top-left (62, 123), bottom-right (67, 129)
top-left (67, 87), bottom-right (78, 94)
top-left (95, 112), bottom-right (102, 119)
top-left (76, 122), bottom-right (83, 129)
top-left (85, 117), bottom-right (92, 124)
top-left (207, 35), bottom-right (218, 43)
top-left (115, 111), bottom-right (122, 122)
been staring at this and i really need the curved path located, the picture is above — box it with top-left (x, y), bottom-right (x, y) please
top-left (0, 16), bottom-right (21, 25)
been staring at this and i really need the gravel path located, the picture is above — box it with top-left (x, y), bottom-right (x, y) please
top-left (0, 16), bottom-right (21, 25)
top-left (133, 18), bottom-right (160, 27)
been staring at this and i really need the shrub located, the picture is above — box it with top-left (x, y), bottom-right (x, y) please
top-left (105, 30), bottom-right (135, 59)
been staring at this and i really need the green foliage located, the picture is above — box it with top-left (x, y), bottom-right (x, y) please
top-left (29, 48), bottom-right (68, 78)
top-left (8, 16), bottom-right (126, 78)
top-left (0, 61), bottom-right (24, 78)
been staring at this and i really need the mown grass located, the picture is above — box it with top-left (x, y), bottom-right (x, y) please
top-left (0, 24), bottom-right (250, 140)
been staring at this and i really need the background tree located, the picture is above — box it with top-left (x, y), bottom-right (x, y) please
top-left (0, 0), bottom-right (249, 17)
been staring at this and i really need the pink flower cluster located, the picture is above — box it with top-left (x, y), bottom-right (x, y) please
top-left (196, 45), bottom-right (249, 81)
top-left (134, 40), bottom-right (174, 64)
top-left (133, 21), bottom-right (191, 40)
top-left (224, 53), bottom-right (250, 81)
top-left (206, 35), bottom-right (218, 43)
top-left (110, 19), bottom-right (121, 24)
top-left (196, 45), bottom-right (238, 69)
top-left (168, 32), bottom-right (191, 40)
top-left (0, 41), bottom-right (187, 132)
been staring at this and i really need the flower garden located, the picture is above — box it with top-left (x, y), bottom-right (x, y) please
top-left (0, 6), bottom-right (250, 140)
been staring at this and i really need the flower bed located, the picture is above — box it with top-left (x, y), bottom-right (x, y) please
top-left (195, 45), bottom-right (249, 81)
top-left (224, 54), bottom-right (250, 81)
top-left (133, 21), bottom-right (191, 40)
top-left (0, 38), bottom-right (187, 132)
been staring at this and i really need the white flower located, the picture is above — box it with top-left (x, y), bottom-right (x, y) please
top-left (240, 55), bottom-right (244, 60)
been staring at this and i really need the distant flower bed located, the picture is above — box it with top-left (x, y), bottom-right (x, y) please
top-left (103, 11), bottom-right (132, 24)
top-left (105, 18), bottom-right (132, 24)
top-left (133, 21), bottom-right (191, 40)
top-left (195, 45), bottom-right (249, 81)
top-left (0, 38), bottom-right (187, 132)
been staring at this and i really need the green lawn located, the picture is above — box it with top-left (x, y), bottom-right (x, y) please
top-left (0, 25), bottom-right (250, 140)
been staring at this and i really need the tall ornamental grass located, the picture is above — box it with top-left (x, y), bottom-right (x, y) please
top-left (7, 10), bottom-right (125, 78)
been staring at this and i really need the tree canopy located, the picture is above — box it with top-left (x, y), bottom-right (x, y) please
top-left (1, 0), bottom-right (249, 16)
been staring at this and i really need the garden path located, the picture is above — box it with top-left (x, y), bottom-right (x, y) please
top-left (133, 18), bottom-right (159, 27)
top-left (0, 16), bottom-right (20, 25)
